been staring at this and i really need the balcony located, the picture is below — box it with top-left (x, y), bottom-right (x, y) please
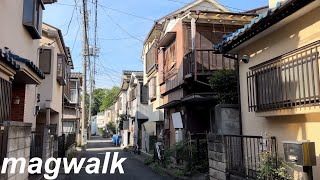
top-left (183, 49), bottom-right (235, 79)
top-left (247, 41), bottom-right (320, 112)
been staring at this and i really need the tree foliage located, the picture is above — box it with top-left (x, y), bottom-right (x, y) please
top-left (107, 121), bottom-right (116, 134)
top-left (209, 69), bottom-right (238, 104)
top-left (89, 86), bottom-right (120, 116)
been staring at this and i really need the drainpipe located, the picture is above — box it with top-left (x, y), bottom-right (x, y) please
top-left (235, 55), bottom-right (243, 135)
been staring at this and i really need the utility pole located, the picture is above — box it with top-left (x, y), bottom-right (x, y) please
top-left (81, 0), bottom-right (88, 146)
top-left (88, 0), bottom-right (98, 140)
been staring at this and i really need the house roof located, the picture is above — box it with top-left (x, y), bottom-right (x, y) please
top-left (0, 49), bottom-right (20, 71)
top-left (132, 71), bottom-right (143, 82)
top-left (143, 0), bottom-right (229, 45)
top-left (5, 50), bottom-right (45, 79)
top-left (216, 0), bottom-right (315, 52)
top-left (42, 23), bottom-right (74, 68)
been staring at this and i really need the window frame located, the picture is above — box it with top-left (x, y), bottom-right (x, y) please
top-left (23, 0), bottom-right (44, 39)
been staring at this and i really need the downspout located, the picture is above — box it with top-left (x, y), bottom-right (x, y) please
top-left (235, 55), bottom-right (243, 135)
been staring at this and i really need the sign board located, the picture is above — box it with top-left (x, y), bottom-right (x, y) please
top-left (172, 112), bottom-right (183, 129)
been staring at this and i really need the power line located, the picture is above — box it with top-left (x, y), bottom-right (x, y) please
top-left (97, 35), bottom-right (146, 41)
top-left (56, 2), bottom-right (155, 21)
top-left (99, 5), bottom-right (144, 43)
top-left (97, 58), bottom-right (118, 86)
top-left (98, 4), bottom-right (155, 21)
top-left (63, 0), bottom-right (80, 36)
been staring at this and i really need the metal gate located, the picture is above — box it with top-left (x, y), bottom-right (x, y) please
top-left (225, 135), bottom-right (277, 179)
top-left (0, 78), bottom-right (12, 165)
top-left (58, 134), bottom-right (65, 158)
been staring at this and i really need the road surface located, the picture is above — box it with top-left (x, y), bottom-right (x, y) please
top-left (57, 136), bottom-right (171, 180)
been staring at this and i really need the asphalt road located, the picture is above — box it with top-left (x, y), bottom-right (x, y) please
top-left (57, 136), bottom-right (171, 180)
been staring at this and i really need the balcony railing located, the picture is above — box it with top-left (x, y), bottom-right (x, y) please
top-left (247, 41), bottom-right (320, 112)
top-left (183, 49), bottom-right (235, 78)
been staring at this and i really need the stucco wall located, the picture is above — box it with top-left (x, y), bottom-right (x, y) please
top-left (238, 5), bottom-right (320, 179)
top-left (0, 0), bottom-right (42, 129)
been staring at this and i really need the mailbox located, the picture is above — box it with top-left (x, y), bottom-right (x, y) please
top-left (283, 141), bottom-right (316, 166)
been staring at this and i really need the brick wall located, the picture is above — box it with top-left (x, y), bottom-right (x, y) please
top-left (11, 84), bottom-right (26, 122)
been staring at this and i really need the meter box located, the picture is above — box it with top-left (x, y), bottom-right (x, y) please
top-left (283, 141), bottom-right (316, 166)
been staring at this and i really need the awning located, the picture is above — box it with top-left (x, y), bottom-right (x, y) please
top-left (158, 32), bottom-right (176, 47)
top-left (157, 100), bottom-right (181, 109)
top-left (0, 50), bottom-right (19, 80)
top-left (181, 93), bottom-right (216, 102)
top-left (8, 52), bottom-right (45, 84)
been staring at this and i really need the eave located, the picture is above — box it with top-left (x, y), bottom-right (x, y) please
top-left (219, 0), bottom-right (315, 53)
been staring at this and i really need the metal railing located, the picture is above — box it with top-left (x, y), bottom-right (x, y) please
top-left (0, 124), bottom-right (8, 166)
top-left (224, 135), bottom-right (277, 179)
top-left (30, 131), bottom-right (44, 159)
top-left (183, 49), bottom-right (235, 77)
top-left (247, 41), bottom-right (320, 112)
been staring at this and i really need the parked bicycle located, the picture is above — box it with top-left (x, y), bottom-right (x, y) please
top-left (154, 132), bottom-right (166, 167)
top-left (133, 144), bottom-right (141, 155)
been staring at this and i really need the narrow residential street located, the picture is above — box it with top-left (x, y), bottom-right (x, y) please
top-left (58, 136), bottom-right (171, 180)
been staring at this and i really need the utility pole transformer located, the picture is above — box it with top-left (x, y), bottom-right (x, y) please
top-left (81, 0), bottom-right (88, 146)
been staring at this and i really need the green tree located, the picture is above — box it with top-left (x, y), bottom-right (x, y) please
top-left (100, 86), bottom-right (120, 111)
top-left (89, 86), bottom-right (120, 116)
top-left (209, 69), bottom-right (238, 104)
top-left (107, 121), bottom-right (116, 134)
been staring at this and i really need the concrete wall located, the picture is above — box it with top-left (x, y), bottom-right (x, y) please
top-left (3, 121), bottom-right (32, 180)
top-left (237, 3), bottom-right (320, 179)
top-left (213, 104), bottom-right (240, 135)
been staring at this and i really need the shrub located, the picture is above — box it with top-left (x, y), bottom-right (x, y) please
top-left (257, 151), bottom-right (292, 180)
top-left (209, 69), bottom-right (238, 104)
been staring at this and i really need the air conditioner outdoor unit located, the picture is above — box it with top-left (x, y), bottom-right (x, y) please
top-left (43, 0), bottom-right (58, 4)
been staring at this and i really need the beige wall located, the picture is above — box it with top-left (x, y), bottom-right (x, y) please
top-left (238, 5), bottom-right (320, 179)
top-left (38, 25), bottom-right (65, 135)
top-left (0, 0), bottom-right (42, 129)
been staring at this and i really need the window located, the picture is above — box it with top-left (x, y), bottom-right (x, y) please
top-left (23, 0), bottom-right (44, 39)
top-left (146, 43), bottom-right (158, 73)
top-left (164, 40), bottom-right (177, 79)
top-left (149, 77), bottom-right (156, 101)
top-left (57, 54), bottom-right (66, 85)
top-left (70, 89), bottom-right (77, 103)
top-left (118, 97), bottom-right (122, 110)
top-left (129, 88), bottom-right (137, 101)
top-left (140, 84), bottom-right (149, 104)
top-left (247, 42), bottom-right (320, 112)
top-left (39, 49), bottom-right (51, 74)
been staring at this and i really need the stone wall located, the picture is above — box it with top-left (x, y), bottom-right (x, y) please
top-left (208, 134), bottom-right (228, 180)
top-left (42, 127), bottom-right (57, 162)
top-left (3, 121), bottom-right (32, 180)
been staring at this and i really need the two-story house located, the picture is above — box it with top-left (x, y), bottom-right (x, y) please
top-left (126, 72), bottom-right (149, 148)
top-left (0, 0), bottom-right (56, 180)
top-left (154, 0), bottom-right (256, 147)
top-left (114, 71), bottom-right (131, 146)
top-left (216, 0), bottom-right (320, 178)
top-left (36, 23), bottom-right (74, 160)
top-left (62, 72), bottom-right (82, 146)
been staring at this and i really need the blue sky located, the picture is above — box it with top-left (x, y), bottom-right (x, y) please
top-left (43, 0), bottom-right (268, 89)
